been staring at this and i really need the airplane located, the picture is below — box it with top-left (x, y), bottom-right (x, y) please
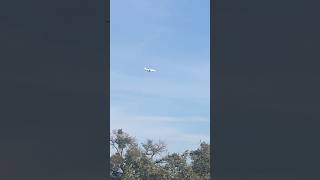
top-left (144, 67), bottom-right (157, 72)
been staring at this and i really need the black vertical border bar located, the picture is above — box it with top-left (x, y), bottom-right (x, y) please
top-left (106, 0), bottom-right (110, 178)
top-left (210, 0), bottom-right (214, 177)
top-left (211, 0), bottom-right (224, 178)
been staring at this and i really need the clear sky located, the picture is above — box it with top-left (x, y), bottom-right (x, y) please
top-left (110, 0), bottom-right (210, 153)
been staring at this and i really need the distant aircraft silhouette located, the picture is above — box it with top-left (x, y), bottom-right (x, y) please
top-left (144, 67), bottom-right (157, 72)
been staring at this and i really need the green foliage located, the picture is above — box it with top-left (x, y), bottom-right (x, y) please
top-left (110, 129), bottom-right (211, 180)
top-left (162, 152), bottom-right (192, 179)
top-left (190, 142), bottom-right (210, 178)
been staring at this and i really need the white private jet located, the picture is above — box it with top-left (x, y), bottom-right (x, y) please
top-left (144, 67), bottom-right (157, 72)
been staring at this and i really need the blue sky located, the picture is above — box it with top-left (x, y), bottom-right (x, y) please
top-left (110, 0), bottom-right (210, 153)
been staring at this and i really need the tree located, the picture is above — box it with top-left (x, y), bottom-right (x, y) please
top-left (142, 139), bottom-right (166, 160)
top-left (110, 129), bottom-right (211, 180)
top-left (161, 151), bottom-right (192, 179)
top-left (189, 142), bottom-right (210, 179)
top-left (110, 129), bottom-right (135, 179)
